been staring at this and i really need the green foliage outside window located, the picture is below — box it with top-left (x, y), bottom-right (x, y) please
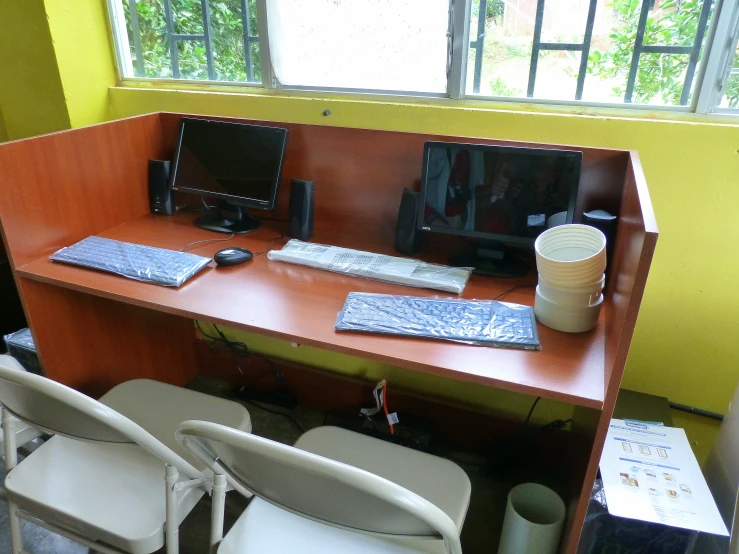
top-left (122, 0), bottom-right (261, 82)
top-left (122, 0), bottom-right (737, 108)
top-left (587, 0), bottom-right (737, 106)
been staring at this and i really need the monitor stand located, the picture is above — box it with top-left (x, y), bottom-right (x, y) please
top-left (449, 243), bottom-right (530, 278)
top-left (194, 201), bottom-right (260, 234)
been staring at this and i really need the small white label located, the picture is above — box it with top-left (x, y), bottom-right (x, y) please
top-left (387, 412), bottom-right (399, 425)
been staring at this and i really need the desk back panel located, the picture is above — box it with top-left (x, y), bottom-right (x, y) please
top-left (159, 113), bottom-right (629, 244)
top-left (0, 113), bottom-right (166, 269)
top-left (0, 114), bottom-right (202, 392)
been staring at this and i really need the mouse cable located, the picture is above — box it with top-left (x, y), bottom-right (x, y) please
top-left (493, 283), bottom-right (536, 301)
top-left (180, 232), bottom-right (236, 253)
top-left (252, 231), bottom-right (285, 256)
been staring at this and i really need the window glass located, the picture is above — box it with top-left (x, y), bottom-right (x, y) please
top-left (466, 0), bottom-right (714, 106)
top-left (265, 0), bottom-right (450, 93)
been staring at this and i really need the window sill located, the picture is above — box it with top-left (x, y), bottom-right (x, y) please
top-left (113, 79), bottom-right (739, 125)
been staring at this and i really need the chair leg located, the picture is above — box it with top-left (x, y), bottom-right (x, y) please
top-left (210, 473), bottom-right (227, 554)
top-left (3, 408), bottom-right (23, 554)
top-left (165, 464), bottom-right (180, 554)
top-left (3, 407), bottom-right (17, 471)
top-left (8, 501), bottom-right (24, 554)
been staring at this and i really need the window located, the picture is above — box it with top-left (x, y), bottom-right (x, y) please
top-left (108, 0), bottom-right (739, 113)
top-left (718, 41), bottom-right (739, 107)
top-left (266, 0), bottom-right (450, 93)
top-left (114, 0), bottom-right (262, 82)
top-left (466, 0), bottom-right (715, 106)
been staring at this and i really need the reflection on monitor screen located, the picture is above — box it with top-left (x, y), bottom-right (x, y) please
top-left (171, 118), bottom-right (288, 209)
top-left (421, 143), bottom-right (580, 244)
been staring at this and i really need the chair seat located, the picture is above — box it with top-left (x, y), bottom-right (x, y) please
top-left (218, 498), bottom-right (448, 554)
top-left (100, 378), bottom-right (252, 470)
top-left (294, 426), bottom-right (471, 531)
top-left (6, 436), bottom-right (203, 554)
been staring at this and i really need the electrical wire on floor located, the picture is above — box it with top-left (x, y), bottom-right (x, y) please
top-left (194, 320), bottom-right (286, 385)
top-left (242, 399), bottom-right (306, 434)
top-left (195, 321), bottom-right (305, 432)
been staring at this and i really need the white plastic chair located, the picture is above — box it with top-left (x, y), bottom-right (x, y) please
top-left (176, 421), bottom-right (471, 554)
top-left (0, 359), bottom-right (251, 554)
top-left (0, 355), bottom-right (43, 476)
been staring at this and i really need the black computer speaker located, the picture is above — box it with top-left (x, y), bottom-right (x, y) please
top-left (288, 179), bottom-right (314, 240)
top-left (148, 159), bottom-right (175, 215)
top-left (394, 188), bottom-right (422, 255)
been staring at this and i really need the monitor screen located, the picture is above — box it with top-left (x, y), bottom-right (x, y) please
top-left (170, 118), bottom-right (288, 211)
top-left (419, 142), bottom-right (581, 247)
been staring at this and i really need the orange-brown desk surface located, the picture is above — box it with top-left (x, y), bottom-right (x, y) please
top-left (17, 213), bottom-right (605, 409)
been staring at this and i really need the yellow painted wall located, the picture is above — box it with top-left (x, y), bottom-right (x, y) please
top-left (0, 0), bottom-right (70, 139)
top-left (0, 108), bottom-right (7, 142)
top-left (44, 0), bottom-right (116, 128)
top-left (0, 0), bottom-right (115, 141)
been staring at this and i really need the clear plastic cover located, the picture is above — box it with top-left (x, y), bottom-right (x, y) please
top-left (335, 292), bottom-right (541, 349)
top-left (3, 328), bottom-right (35, 351)
top-left (268, 240), bottom-right (472, 294)
top-left (50, 236), bottom-right (211, 287)
top-left (579, 479), bottom-right (698, 554)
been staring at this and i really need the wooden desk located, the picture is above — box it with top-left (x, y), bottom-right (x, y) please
top-left (18, 213), bottom-right (605, 408)
top-left (0, 113), bottom-right (658, 553)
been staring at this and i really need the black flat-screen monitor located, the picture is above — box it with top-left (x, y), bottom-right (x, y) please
top-left (419, 141), bottom-right (581, 248)
top-left (170, 118), bottom-right (288, 233)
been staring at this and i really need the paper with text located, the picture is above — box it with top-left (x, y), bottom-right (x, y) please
top-left (600, 419), bottom-right (728, 536)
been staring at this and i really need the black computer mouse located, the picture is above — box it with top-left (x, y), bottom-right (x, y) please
top-left (214, 247), bottom-right (253, 267)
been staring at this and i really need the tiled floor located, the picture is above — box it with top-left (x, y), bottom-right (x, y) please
top-left (0, 376), bottom-right (501, 554)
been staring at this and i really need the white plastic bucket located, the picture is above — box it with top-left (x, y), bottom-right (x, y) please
top-left (497, 483), bottom-right (566, 554)
top-left (538, 273), bottom-right (604, 307)
top-left (534, 286), bottom-right (603, 333)
top-left (547, 211), bottom-right (567, 228)
top-left (535, 225), bottom-right (607, 286)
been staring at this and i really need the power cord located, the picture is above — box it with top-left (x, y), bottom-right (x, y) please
top-left (523, 396), bottom-right (541, 427)
top-left (195, 321), bottom-right (285, 385)
top-left (493, 283), bottom-right (536, 301)
top-left (252, 231), bottom-right (285, 256)
top-left (179, 230), bottom-right (284, 254)
top-left (180, 233), bottom-right (236, 252)
top-left (243, 400), bottom-right (306, 434)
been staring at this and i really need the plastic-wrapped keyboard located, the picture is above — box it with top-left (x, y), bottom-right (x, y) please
top-left (50, 236), bottom-right (211, 287)
top-left (335, 292), bottom-right (541, 349)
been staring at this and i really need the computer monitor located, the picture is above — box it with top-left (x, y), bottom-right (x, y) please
top-left (170, 118), bottom-right (288, 233)
top-left (418, 141), bottom-right (581, 277)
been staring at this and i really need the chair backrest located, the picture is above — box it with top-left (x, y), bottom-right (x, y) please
top-left (176, 420), bottom-right (462, 549)
top-left (0, 358), bottom-right (201, 479)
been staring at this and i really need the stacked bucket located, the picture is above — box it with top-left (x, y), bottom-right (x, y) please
top-left (533, 224), bottom-right (607, 333)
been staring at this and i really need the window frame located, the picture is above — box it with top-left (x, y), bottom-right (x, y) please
top-left (107, 0), bottom-right (739, 115)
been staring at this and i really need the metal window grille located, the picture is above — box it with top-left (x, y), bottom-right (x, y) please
top-left (113, 0), bottom-right (737, 113)
top-left (126, 0), bottom-right (260, 81)
top-left (469, 0), bottom-right (715, 105)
